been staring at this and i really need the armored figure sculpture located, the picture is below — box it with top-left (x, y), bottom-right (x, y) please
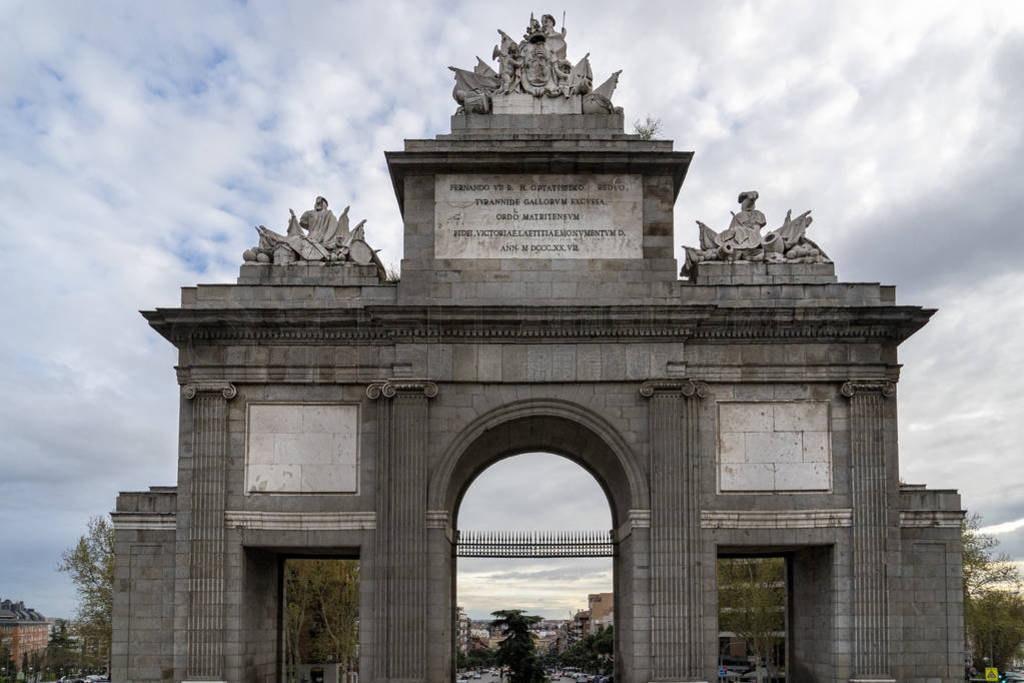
top-left (243, 195), bottom-right (381, 269)
top-left (449, 12), bottom-right (622, 115)
top-left (681, 191), bottom-right (831, 278)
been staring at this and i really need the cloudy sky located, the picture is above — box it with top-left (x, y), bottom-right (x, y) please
top-left (1, 0), bottom-right (1023, 621)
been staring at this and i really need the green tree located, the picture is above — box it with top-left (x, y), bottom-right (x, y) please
top-left (283, 558), bottom-right (360, 681)
top-left (44, 621), bottom-right (77, 677)
top-left (718, 557), bottom-right (785, 680)
top-left (491, 609), bottom-right (544, 683)
top-left (559, 625), bottom-right (613, 675)
top-left (962, 514), bottom-right (1024, 670)
top-left (57, 515), bottom-right (114, 675)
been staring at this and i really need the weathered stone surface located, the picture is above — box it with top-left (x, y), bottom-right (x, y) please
top-left (718, 401), bottom-right (832, 492)
top-left (434, 173), bottom-right (642, 259)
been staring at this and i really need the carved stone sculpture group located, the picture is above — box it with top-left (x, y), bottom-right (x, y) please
top-left (242, 196), bottom-right (381, 268)
top-left (449, 12), bottom-right (621, 115)
top-left (681, 191), bottom-right (831, 278)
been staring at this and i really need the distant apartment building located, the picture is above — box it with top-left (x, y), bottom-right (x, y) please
top-left (0, 599), bottom-right (48, 666)
top-left (572, 609), bottom-right (591, 638)
top-left (588, 592), bottom-right (613, 631)
top-left (455, 606), bottom-right (470, 653)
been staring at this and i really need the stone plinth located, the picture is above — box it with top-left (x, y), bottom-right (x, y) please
top-left (237, 262), bottom-right (383, 286)
top-left (449, 112), bottom-right (625, 136)
top-left (687, 261), bottom-right (838, 285)
top-left (491, 92), bottom-right (582, 114)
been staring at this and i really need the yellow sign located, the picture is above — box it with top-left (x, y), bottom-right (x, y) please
top-left (985, 667), bottom-right (999, 681)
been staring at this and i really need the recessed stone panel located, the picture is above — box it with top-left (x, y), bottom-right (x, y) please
top-left (246, 403), bottom-right (359, 494)
top-left (434, 173), bottom-right (642, 259)
top-left (718, 401), bottom-right (831, 492)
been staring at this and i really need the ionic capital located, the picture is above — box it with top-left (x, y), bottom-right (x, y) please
top-left (639, 379), bottom-right (708, 399)
top-left (841, 380), bottom-right (896, 398)
top-left (366, 379), bottom-right (439, 400)
top-left (182, 381), bottom-right (237, 400)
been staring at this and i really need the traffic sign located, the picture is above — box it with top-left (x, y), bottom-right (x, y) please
top-left (985, 667), bottom-right (999, 681)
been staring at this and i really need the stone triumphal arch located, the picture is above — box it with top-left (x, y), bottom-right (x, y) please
top-left (112, 14), bottom-right (964, 683)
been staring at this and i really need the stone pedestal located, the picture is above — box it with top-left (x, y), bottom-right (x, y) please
top-left (491, 92), bottom-right (582, 114)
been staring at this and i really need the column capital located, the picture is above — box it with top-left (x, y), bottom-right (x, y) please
top-left (366, 378), bottom-right (438, 400)
top-left (841, 379), bottom-right (896, 398)
top-left (639, 378), bottom-right (708, 399)
top-left (181, 381), bottom-right (237, 400)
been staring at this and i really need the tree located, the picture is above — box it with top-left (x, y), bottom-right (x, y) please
top-left (45, 621), bottom-right (77, 678)
top-left (632, 114), bottom-right (662, 140)
top-left (57, 515), bottom-right (114, 674)
top-left (962, 514), bottom-right (1024, 670)
top-left (559, 625), bottom-right (613, 675)
top-left (283, 558), bottom-right (360, 681)
top-left (490, 610), bottom-right (544, 683)
top-left (718, 557), bottom-right (785, 681)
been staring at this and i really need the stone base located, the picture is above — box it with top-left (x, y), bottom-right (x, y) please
top-left (492, 92), bottom-right (581, 114)
top-left (688, 261), bottom-right (837, 285)
top-left (237, 262), bottom-right (383, 286)
top-left (449, 112), bottom-right (626, 136)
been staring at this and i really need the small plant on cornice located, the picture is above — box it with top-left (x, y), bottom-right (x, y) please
top-left (633, 114), bottom-right (662, 139)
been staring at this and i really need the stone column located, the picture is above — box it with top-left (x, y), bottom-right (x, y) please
top-left (367, 379), bottom-right (437, 682)
top-left (841, 380), bottom-right (896, 682)
top-left (640, 379), bottom-right (707, 681)
top-left (181, 381), bottom-right (236, 682)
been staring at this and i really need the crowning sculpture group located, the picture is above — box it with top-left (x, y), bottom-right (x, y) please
top-left (448, 12), bottom-right (622, 115)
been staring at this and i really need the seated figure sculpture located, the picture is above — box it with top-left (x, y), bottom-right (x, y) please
top-left (681, 190), bottom-right (831, 278)
top-left (242, 195), bottom-right (380, 270)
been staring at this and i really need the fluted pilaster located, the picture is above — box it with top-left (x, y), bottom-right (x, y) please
top-left (181, 381), bottom-right (236, 680)
top-left (368, 379), bottom-right (437, 681)
top-left (842, 380), bottom-right (895, 680)
top-left (641, 379), bottom-right (706, 679)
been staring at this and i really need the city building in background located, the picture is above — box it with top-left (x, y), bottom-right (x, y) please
top-left (0, 600), bottom-right (48, 667)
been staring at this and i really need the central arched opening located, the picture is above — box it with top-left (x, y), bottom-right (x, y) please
top-left (432, 403), bottom-right (649, 681)
top-left (455, 452), bottom-right (614, 678)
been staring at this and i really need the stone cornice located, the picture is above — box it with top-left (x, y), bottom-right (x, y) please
top-left (224, 510), bottom-right (376, 531)
top-left (182, 381), bottom-right (237, 400)
top-left (144, 304), bottom-right (932, 347)
top-left (110, 512), bottom-right (177, 531)
top-left (614, 508), bottom-right (651, 541)
top-left (898, 510), bottom-right (964, 528)
top-left (701, 509), bottom-right (853, 529)
top-left (425, 510), bottom-right (450, 529)
top-left (385, 148), bottom-right (695, 210)
top-left (366, 379), bottom-right (439, 400)
top-left (841, 380), bottom-right (897, 398)
top-left (639, 379), bottom-right (708, 399)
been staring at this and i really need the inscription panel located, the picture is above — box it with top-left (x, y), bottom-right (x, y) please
top-left (717, 401), bottom-right (832, 492)
top-left (245, 403), bottom-right (359, 494)
top-left (435, 173), bottom-right (642, 259)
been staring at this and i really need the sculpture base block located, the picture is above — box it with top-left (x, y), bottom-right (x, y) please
top-left (688, 261), bottom-right (838, 285)
top-left (492, 93), bottom-right (581, 114)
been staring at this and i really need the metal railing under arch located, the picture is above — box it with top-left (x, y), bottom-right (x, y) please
top-left (456, 530), bottom-right (614, 558)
